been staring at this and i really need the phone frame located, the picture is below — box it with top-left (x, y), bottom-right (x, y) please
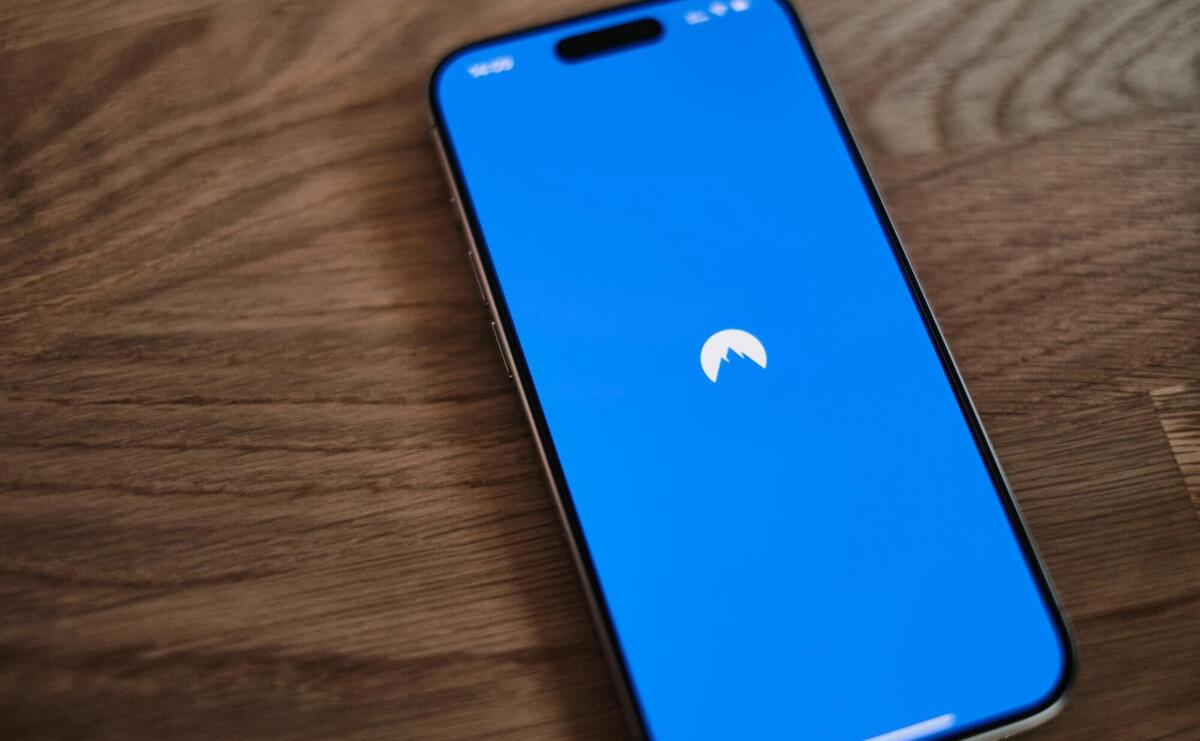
top-left (428, 1), bottom-right (1076, 738)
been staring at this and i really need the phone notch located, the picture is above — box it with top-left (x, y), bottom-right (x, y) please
top-left (555, 18), bottom-right (664, 62)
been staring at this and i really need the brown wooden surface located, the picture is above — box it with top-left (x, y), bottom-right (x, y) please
top-left (1, 0), bottom-right (1199, 738)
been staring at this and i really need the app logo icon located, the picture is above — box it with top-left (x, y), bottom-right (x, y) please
top-left (700, 329), bottom-right (767, 383)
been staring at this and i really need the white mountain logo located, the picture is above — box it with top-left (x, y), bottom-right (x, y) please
top-left (700, 329), bottom-right (767, 383)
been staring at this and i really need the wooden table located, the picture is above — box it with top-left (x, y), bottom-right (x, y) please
top-left (2, 0), bottom-right (1198, 738)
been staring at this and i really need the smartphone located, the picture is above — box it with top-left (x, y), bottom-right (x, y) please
top-left (429, 2), bottom-right (1073, 739)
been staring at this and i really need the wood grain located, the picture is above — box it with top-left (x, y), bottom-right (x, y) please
top-left (1, 0), bottom-right (1198, 738)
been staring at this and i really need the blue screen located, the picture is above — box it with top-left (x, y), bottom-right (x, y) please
top-left (434, 2), bottom-right (1068, 739)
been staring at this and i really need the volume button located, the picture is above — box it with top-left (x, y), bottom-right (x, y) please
top-left (466, 250), bottom-right (488, 306)
top-left (432, 125), bottom-right (486, 305)
top-left (490, 321), bottom-right (513, 380)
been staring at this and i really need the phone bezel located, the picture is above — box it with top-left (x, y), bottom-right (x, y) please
top-left (428, 2), bottom-right (1076, 738)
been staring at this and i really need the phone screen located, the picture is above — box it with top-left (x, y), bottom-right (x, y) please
top-left (433, 1), bottom-right (1070, 739)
